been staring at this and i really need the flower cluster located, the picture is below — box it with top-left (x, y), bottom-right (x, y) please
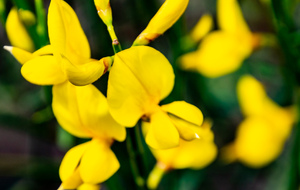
top-left (4, 0), bottom-right (216, 189)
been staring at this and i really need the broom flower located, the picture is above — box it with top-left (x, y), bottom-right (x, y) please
top-left (221, 75), bottom-right (295, 168)
top-left (107, 46), bottom-right (204, 149)
top-left (179, 0), bottom-right (256, 78)
top-left (53, 82), bottom-right (126, 189)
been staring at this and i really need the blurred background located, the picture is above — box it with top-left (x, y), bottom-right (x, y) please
top-left (0, 0), bottom-right (299, 189)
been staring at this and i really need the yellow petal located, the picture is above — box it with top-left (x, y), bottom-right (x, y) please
top-left (53, 82), bottom-right (126, 141)
top-left (21, 55), bottom-right (67, 85)
top-left (235, 117), bottom-right (283, 168)
top-left (32, 45), bottom-right (54, 56)
top-left (217, 0), bottom-right (250, 35)
top-left (107, 46), bottom-right (174, 127)
top-left (52, 82), bottom-right (92, 138)
top-left (63, 58), bottom-right (105, 86)
top-left (237, 75), bottom-right (267, 116)
top-left (166, 115), bottom-right (201, 141)
top-left (48, 0), bottom-right (90, 60)
top-left (150, 128), bottom-right (217, 169)
top-left (78, 184), bottom-right (101, 190)
top-left (60, 168), bottom-right (83, 189)
top-left (6, 7), bottom-right (35, 52)
top-left (187, 31), bottom-right (251, 78)
top-left (48, 0), bottom-right (66, 56)
top-left (161, 101), bottom-right (203, 126)
top-left (59, 141), bottom-right (91, 182)
top-left (145, 110), bottom-right (179, 149)
top-left (133, 0), bottom-right (189, 46)
top-left (75, 83), bottom-right (126, 141)
top-left (190, 14), bottom-right (213, 42)
top-left (161, 101), bottom-right (203, 141)
top-left (4, 46), bottom-right (33, 65)
top-left (171, 139), bottom-right (217, 169)
top-left (4, 45), bottom-right (54, 65)
top-left (80, 139), bottom-right (120, 184)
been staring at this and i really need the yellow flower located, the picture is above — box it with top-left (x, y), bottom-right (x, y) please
top-left (221, 75), bottom-right (295, 168)
top-left (237, 75), bottom-right (295, 139)
top-left (6, 7), bottom-right (35, 52)
top-left (53, 81), bottom-right (126, 189)
top-left (145, 120), bottom-right (217, 189)
top-left (133, 0), bottom-right (189, 46)
top-left (179, 0), bottom-right (256, 78)
top-left (5, 0), bottom-right (109, 86)
top-left (58, 138), bottom-right (120, 189)
top-left (107, 46), bottom-right (204, 149)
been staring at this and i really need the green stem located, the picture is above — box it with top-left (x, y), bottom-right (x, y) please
top-left (0, 0), bottom-right (6, 26)
top-left (270, 1), bottom-right (300, 189)
top-left (34, 0), bottom-right (48, 47)
top-left (135, 122), bottom-right (150, 174)
top-left (126, 126), bottom-right (145, 190)
top-left (106, 24), bottom-right (122, 54)
top-left (112, 38), bottom-right (122, 54)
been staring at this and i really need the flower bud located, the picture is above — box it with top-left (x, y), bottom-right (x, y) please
top-left (133, 0), bottom-right (189, 46)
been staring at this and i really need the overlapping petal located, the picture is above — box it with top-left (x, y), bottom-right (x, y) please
top-left (59, 139), bottom-right (119, 188)
top-left (80, 139), bottom-right (120, 183)
top-left (59, 141), bottom-right (91, 182)
top-left (149, 121), bottom-right (217, 169)
top-left (161, 101), bottom-right (203, 141)
top-left (21, 55), bottom-right (67, 85)
top-left (48, 0), bottom-right (90, 61)
top-left (63, 58), bottom-right (105, 86)
top-left (53, 82), bottom-right (126, 141)
top-left (107, 46), bottom-right (174, 127)
top-left (53, 82), bottom-right (92, 138)
top-left (144, 110), bottom-right (179, 149)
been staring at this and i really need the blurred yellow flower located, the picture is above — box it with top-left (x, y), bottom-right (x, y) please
top-left (107, 46), bottom-right (204, 149)
top-left (222, 75), bottom-right (295, 168)
top-left (6, 7), bottom-right (35, 52)
top-left (53, 82), bottom-right (126, 189)
top-left (5, 0), bottom-right (110, 86)
top-left (179, 0), bottom-right (257, 78)
top-left (133, 0), bottom-right (189, 46)
top-left (145, 120), bottom-right (217, 189)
